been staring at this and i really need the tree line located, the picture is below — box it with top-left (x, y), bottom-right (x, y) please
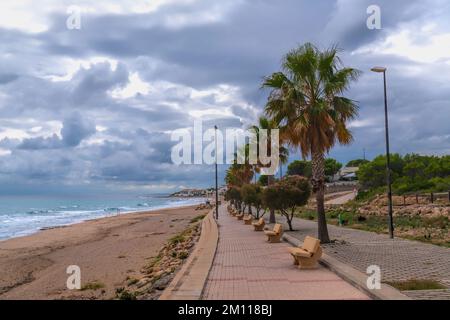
top-left (358, 154), bottom-right (450, 195)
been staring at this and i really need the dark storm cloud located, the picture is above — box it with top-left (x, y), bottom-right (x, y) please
top-left (0, 73), bottom-right (18, 84)
top-left (18, 112), bottom-right (97, 149)
top-left (0, 0), bottom-right (449, 193)
top-left (70, 62), bottom-right (129, 104)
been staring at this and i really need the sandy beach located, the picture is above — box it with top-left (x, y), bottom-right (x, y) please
top-left (0, 205), bottom-right (208, 300)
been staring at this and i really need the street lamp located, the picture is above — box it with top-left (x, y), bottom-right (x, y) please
top-left (214, 125), bottom-right (219, 220)
top-left (371, 66), bottom-right (394, 239)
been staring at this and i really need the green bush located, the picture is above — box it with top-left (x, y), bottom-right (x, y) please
top-left (358, 154), bottom-right (450, 195)
top-left (262, 176), bottom-right (311, 230)
top-left (241, 184), bottom-right (264, 218)
top-left (287, 160), bottom-right (311, 177)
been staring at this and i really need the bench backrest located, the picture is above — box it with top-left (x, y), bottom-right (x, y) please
top-left (302, 236), bottom-right (320, 253)
top-left (258, 218), bottom-right (265, 225)
top-left (273, 223), bottom-right (282, 234)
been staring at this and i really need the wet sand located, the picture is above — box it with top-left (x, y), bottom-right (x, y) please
top-left (0, 205), bottom-right (207, 300)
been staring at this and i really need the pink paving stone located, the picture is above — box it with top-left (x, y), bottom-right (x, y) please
top-left (202, 205), bottom-right (370, 300)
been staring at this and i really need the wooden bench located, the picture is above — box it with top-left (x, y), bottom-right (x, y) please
top-left (264, 223), bottom-right (283, 243)
top-left (288, 236), bottom-right (322, 269)
top-left (236, 213), bottom-right (244, 220)
top-left (243, 215), bottom-right (253, 225)
top-left (252, 218), bottom-right (265, 231)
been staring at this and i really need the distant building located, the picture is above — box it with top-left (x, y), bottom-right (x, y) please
top-left (333, 166), bottom-right (359, 181)
top-left (171, 187), bottom-right (226, 198)
top-left (172, 188), bottom-right (208, 197)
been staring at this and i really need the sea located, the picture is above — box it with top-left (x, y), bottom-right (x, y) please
top-left (0, 194), bottom-right (206, 241)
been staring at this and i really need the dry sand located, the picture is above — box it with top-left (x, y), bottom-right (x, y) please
top-left (0, 205), bottom-right (207, 300)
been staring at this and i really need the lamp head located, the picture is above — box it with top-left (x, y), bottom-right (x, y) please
top-left (371, 66), bottom-right (387, 73)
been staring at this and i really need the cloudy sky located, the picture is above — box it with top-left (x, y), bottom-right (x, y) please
top-left (0, 0), bottom-right (450, 194)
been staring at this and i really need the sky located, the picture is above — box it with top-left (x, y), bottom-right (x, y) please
top-left (0, 0), bottom-right (450, 195)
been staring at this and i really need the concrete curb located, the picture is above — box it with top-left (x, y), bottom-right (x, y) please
top-left (282, 233), bottom-right (412, 300)
top-left (159, 210), bottom-right (219, 300)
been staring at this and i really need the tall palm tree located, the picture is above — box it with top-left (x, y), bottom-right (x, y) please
top-left (278, 145), bottom-right (289, 179)
top-left (225, 147), bottom-right (254, 188)
top-left (225, 147), bottom-right (254, 214)
top-left (263, 43), bottom-right (360, 243)
top-left (250, 116), bottom-right (289, 223)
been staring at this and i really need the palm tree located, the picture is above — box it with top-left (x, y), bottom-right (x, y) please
top-left (225, 147), bottom-right (254, 214)
top-left (250, 116), bottom-right (289, 223)
top-left (263, 43), bottom-right (360, 243)
top-left (278, 145), bottom-right (289, 179)
top-left (225, 147), bottom-right (254, 188)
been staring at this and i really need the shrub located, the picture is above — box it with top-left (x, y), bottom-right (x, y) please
top-left (116, 289), bottom-right (137, 300)
top-left (262, 176), bottom-right (311, 230)
top-left (81, 281), bottom-right (105, 291)
top-left (169, 234), bottom-right (185, 245)
top-left (178, 251), bottom-right (189, 260)
top-left (225, 186), bottom-right (243, 212)
top-left (241, 184), bottom-right (265, 218)
top-left (287, 160), bottom-right (312, 177)
top-left (190, 214), bottom-right (206, 224)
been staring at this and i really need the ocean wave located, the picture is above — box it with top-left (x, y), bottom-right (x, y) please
top-left (0, 196), bottom-right (207, 241)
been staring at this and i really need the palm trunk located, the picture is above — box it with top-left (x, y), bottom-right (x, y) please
top-left (311, 149), bottom-right (331, 243)
top-left (268, 175), bottom-right (276, 223)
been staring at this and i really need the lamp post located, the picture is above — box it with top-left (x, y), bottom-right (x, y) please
top-left (371, 66), bottom-right (394, 239)
top-left (214, 125), bottom-right (219, 220)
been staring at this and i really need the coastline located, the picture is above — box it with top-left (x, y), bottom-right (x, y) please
top-left (0, 196), bottom-right (206, 242)
top-left (0, 204), bottom-right (209, 300)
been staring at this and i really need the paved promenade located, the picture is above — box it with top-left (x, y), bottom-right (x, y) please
top-left (284, 216), bottom-right (450, 300)
top-left (202, 206), bottom-right (369, 300)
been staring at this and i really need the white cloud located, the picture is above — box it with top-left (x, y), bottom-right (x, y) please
top-left (353, 24), bottom-right (450, 64)
top-left (44, 57), bottom-right (118, 82)
top-left (110, 72), bottom-right (151, 99)
top-left (0, 128), bottom-right (30, 140)
top-left (0, 148), bottom-right (12, 156)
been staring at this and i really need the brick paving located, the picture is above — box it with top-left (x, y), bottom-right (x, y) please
top-left (401, 289), bottom-right (450, 300)
top-left (282, 216), bottom-right (450, 300)
top-left (202, 205), bottom-right (369, 300)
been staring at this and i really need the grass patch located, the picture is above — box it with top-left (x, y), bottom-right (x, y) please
top-left (169, 234), bottom-right (185, 245)
top-left (190, 214), bottom-right (206, 224)
top-left (81, 281), bottom-right (105, 291)
top-left (355, 187), bottom-right (385, 202)
top-left (294, 208), bottom-right (316, 220)
top-left (386, 279), bottom-right (446, 291)
top-left (115, 287), bottom-right (137, 300)
top-left (169, 225), bottom-right (197, 245)
top-left (294, 206), bottom-right (449, 247)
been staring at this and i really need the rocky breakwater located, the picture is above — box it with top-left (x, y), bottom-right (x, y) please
top-left (115, 215), bottom-right (205, 300)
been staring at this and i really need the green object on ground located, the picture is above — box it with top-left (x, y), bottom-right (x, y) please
top-left (386, 279), bottom-right (446, 291)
